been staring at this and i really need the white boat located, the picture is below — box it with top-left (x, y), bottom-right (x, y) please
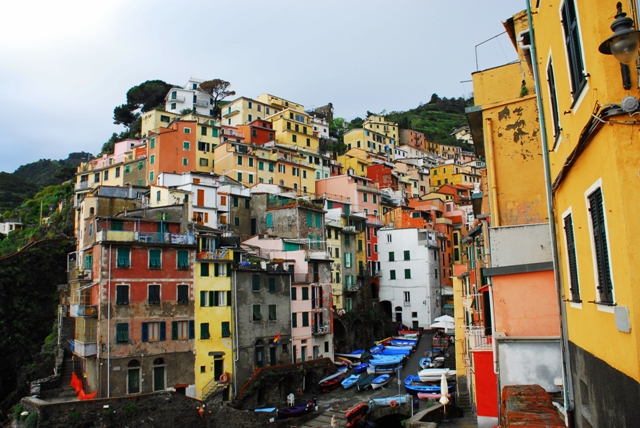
top-left (371, 374), bottom-right (390, 389)
top-left (369, 394), bottom-right (412, 408)
top-left (367, 364), bottom-right (401, 375)
top-left (384, 344), bottom-right (414, 352)
top-left (418, 368), bottom-right (456, 382)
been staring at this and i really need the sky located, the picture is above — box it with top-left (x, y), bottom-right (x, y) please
top-left (0, 0), bottom-right (522, 173)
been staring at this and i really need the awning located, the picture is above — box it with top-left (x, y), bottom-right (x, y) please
top-left (444, 304), bottom-right (454, 309)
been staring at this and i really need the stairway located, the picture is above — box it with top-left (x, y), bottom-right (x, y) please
top-left (60, 350), bottom-right (75, 393)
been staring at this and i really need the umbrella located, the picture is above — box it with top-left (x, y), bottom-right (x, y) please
top-left (440, 373), bottom-right (449, 421)
top-left (434, 315), bottom-right (454, 323)
top-left (430, 319), bottom-right (454, 332)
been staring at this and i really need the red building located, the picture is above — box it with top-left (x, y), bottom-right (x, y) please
top-left (237, 119), bottom-right (275, 145)
top-left (367, 163), bottom-right (399, 190)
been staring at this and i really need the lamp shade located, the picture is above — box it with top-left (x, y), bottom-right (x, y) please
top-left (609, 32), bottom-right (640, 64)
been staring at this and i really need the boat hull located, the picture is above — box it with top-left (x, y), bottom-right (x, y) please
top-left (277, 400), bottom-right (314, 419)
top-left (371, 374), bottom-right (390, 390)
top-left (356, 374), bottom-right (376, 391)
top-left (341, 374), bottom-right (360, 389)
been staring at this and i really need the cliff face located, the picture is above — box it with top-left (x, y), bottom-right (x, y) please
top-left (0, 238), bottom-right (75, 421)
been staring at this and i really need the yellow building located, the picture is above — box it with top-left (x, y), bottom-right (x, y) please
top-left (140, 110), bottom-right (179, 138)
top-left (363, 115), bottom-right (398, 144)
top-left (344, 128), bottom-right (395, 159)
top-left (221, 97), bottom-right (277, 128)
top-left (527, 2), bottom-right (640, 426)
top-left (194, 242), bottom-right (234, 400)
top-left (256, 94), bottom-right (304, 112)
top-left (325, 220), bottom-right (344, 308)
top-left (429, 163), bottom-right (480, 191)
top-left (212, 141), bottom-right (258, 186)
top-left (336, 148), bottom-right (373, 178)
top-left (268, 109), bottom-right (320, 153)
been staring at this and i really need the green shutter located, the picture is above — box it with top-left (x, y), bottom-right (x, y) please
top-left (200, 291), bottom-right (206, 306)
top-left (178, 250), bottom-right (189, 268)
top-left (208, 291), bottom-right (214, 307)
top-left (268, 278), bottom-right (276, 292)
top-left (315, 213), bottom-right (321, 228)
top-left (222, 322), bottom-right (231, 337)
top-left (172, 321), bottom-right (178, 340)
top-left (252, 274), bottom-right (260, 291)
top-left (307, 212), bottom-right (312, 226)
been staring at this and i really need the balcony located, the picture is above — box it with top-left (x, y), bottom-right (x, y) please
top-left (194, 99), bottom-right (209, 107)
top-left (436, 218), bottom-right (453, 225)
top-left (72, 340), bottom-right (97, 357)
top-left (465, 326), bottom-right (492, 350)
top-left (223, 109), bottom-right (240, 118)
top-left (403, 301), bottom-right (411, 307)
top-left (197, 250), bottom-right (233, 261)
top-left (313, 324), bottom-right (331, 335)
top-left (169, 96), bottom-right (186, 103)
top-left (70, 304), bottom-right (98, 318)
top-left (344, 283), bottom-right (360, 292)
top-left (292, 273), bottom-right (313, 283)
top-left (75, 181), bottom-right (92, 191)
top-left (96, 230), bottom-right (195, 245)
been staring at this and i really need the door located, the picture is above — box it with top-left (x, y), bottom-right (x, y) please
top-left (153, 366), bottom-right (165, 391)
top-left (251, 218), bottom-right (257, 235)
top-left (301, 346), bottom-right (307, 362)
top-left (270, 347), bottom-right (277, 366)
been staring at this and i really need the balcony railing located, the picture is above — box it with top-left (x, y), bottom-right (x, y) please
top-left (70, 304), bottom-right (98, 318)
top-left (75, 181), bottom-right (92, 191)
top-left (197, 250), bottom-right (232, 261)
top-left (465, 326), bottom-right (492, 350)
top-left (403, 301), bottom-right (411, 307)
top-left (169, 96), bottom-right (186, 103)
top-left (96, 230), bottom-right (195, 245)
top-left (292, 273), bottom-right (313, 283)
top-left (194, 99), bottom-right (209, 107)
top-left (72, 340), bottom-right (97, 357)
top-left (312, 324), bottom-right (331, 335)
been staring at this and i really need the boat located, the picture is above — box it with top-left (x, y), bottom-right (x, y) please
top-left (369, 394), bottom-right (412, 408)
top-left (370, 344), bottom-right (384, 354)
top-left (377, 348), bottom-right (411, 357)
top-left (319, 372), bottom-right (346, 392)
top-left (418, 368), bottom-right (455, 383)
top-left (419, 357), bottom-right (431, 370)
top-left (388, 339), bottom-right (417, 347)
top-left (254, 407), bottom-right (277, 413)
top-left (368, 355), bottom-right (404, 366)
top-left (417, 392), bottom-right (452, 400)
top-left (345, 403), bottom-right (368, 427)
top-left (398, 330), bottom-right (421, 337)
top-left (375, 337), bottom-right (393, 345)
top-left (335, 349), bottom-right (367, 360)
top-left (356, 374), bottom-right (377, 391)
top-left (367, 364), bottom-right (402, 375)
top-left (277, 400), bottom-right (315, 419)
top-left (371, 374), bottom-right (391, 389)
top-left (334, 356), bottom-right (352, 367)
top-left (342, 374), bottom-right (361, 389)
top-left (404, 375), bottom-right (454, 394)
top-left (384, 344), bottom-right (414, 352)
top-left (353, 362), bottom-right (368, 374)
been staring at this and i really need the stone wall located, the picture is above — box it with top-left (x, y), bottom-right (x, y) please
top-left (500, 384), bottom-right (565, 427)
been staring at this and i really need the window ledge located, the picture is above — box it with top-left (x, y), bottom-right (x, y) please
top-left (588, 300), bottom-right (616, 306)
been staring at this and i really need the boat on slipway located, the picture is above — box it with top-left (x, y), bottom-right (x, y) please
top-left (341, 374), bottom-right (360, 389)
top-left (368, 394), bottom-right (412, 408)
top-left (318, 372), bottom-right (345, 392)
top-left (277, 400), bottom-right (315, 419)
top-left (371, 374), bottom-right (391, 390)
top-left (356, 374), bottom-right (377, 391)
top-left (418, 368), bottom-right (455, 383)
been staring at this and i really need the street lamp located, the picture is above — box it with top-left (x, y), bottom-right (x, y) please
top-left (599, 2), bottom-right (640, 89)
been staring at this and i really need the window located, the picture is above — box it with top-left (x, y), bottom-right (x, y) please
top-left (307, 212), bottom-right (313, 226)
top-left (116, 248), bottom-right (130, 268)
top-left (200, 262), bottom-right (209, 277)
top-left (547, 59), bottom-right (561, 138)
top-left (268, 277), bottom-right (276, 292)
top-left (148, 285), bottom-right (161, 304)
top-left (404, 250), bottom-right (410, 260)
top-left (563, 213), bottom-right (580, 301)
top-left (124, 165), bottom-right (131, 174)
top-left (335, 248), bottom-right (340, 258)
top-left (177, 285), bottom-right (189, 304)
top-left (237, 156), bottom-right (243, 166)
top-left (292, 313), bottom-right (298, 328)
top-left (404, 291), bottom-right (410, 302)
top-left (390, 270), bottom-right (396, 280)
top-left (358, 240), bottom-right (363, 252)
top-left (291, 287), bottom-right (297, 300)
top-left (253, 305), bottom-right (262, 321)
top-left (200, 323), bottom-right (211, 339)
top-left (386, 234), bottom-right (392, 243)
top-left (94, 172), bottom-right (100, 183)
top-left (292, 135), bottom-right (297, 143)
top-left (561, 0), bottom-right (586, 97)
top-left (170, 102), bottom-right (176, 110)
top-left (363, 193), bottom-right (368, 203)
top-left (234, 217), bottom-right (240, 226)
top-left (142, 321), bottom-right (165, 342)
top-left (127, 360), bottom-right (141, 394)
top-left (315, 213), bottom-right (321, 228)
top-left (237, 172), bottom-right (242, 182)
top-left (201, 126), bottom-right (207, 136)
top-left (116, 285), bottom-right (129, 305)
top-left (184, 127), bottom-right (191, 134)
top-left (302, 287), bottom-right (309, 300)
top-left (258, 161), bottom-right (264, 170)
top-left (149, 249), bottom-right (161, 269)
top-left (182, 158), bottom-right (188, 166)
top-left (248, 114), bottom-right (252, 121)
top-left (302, 312), bottom-right (309, 327)
top-left (266, 213), bottom-right (273, 227)
top-left (115, 167), bottom-right (120, 178)
top-left (248, 174), bottom-right (254, 184)
top-left (405, 269), bottom-right (411, 279)
top-left (200, 158), bottom-right (209, 166)
top-left (268, 305), bottom-right (277, 320)
top-left (221, 322), bottom-right (231, 338)
top-left (373, 194), bottom-right (377, 203)
top-left (389, 251), bottom-right (395, 262)
top-left (172, 320), bottom-right (194, 340)
top-left (252, 274), bottom-right (260, 291)
top-left (587, 187), bottom-right (613, 303)
top-left (278, 164), bottom-right (285, 173)
top-left (116, 323), bottom-right (129, 343)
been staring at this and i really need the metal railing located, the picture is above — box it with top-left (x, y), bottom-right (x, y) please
top-left (97, 230), bottom-right (195, 245)
top-left (197, 250), bottom-right (233, 261)
top-left (465, 326), bottom-right (492, 350)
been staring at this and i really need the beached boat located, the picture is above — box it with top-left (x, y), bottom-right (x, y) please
top-left (335, 349), bottom-right (367, 360)
top-left (369, 394), bottom-right (412, 408)
top-left (367, 364), bottom-right (401, 375)
top-left (404, 375), bottom-right (454, 394)
top-left (418, 368), bottom-right (455, 383)
top-left (419, 356), bottom-right (444, 369)
top-left (377, 347), bottom-right (411, 357)
top-left (254, 407), bottom-right (277, 413)
top-left (319, 372), bottom-right (346, 392)
top-left (384, 344), bottom-right (414, 352)
top-left (371, 374), bottom-right (391, 389)
top-left (345, 403), bottom-right (368, 427)
top-left (368, 355), bottom-right (404, 366)
top-left (388, 339), bottom-right (417, 347)
top-left (370, 344), bottom-right (384, 354)
top-left (398, 330), bottom-right (421, 337)
top-left (341, 374), bottom-right (361, 389)
top-left (356, 374), bottom-right (377, 391)
top-left (353, 362), bottom-right (368, 374)
top-left (277, 400), bottom-right (315, 419)
top-left (417, 392), bottom-right (452, 400)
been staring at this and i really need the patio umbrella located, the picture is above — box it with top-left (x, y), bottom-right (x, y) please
top-left (434, 315), bottom-right (454, 323)
top-left (440, 373), bottom-right (450, 421)
top-left (430, 319), bottom-right (454, 332)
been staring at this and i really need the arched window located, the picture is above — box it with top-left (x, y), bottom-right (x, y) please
top-left (127, 360), bottom-right (141, 394)
top-left (152, 358), bottom-right (166, 391)
top-left (255, 340), bottom-right (264, 368)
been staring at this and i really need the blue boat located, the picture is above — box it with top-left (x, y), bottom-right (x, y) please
top-left (335, 349), bottom-right (366, 360)
top-left (370, 344), bottom-right (384, 353)
top-left (378, 348), bottom-right (411, 357)
top-left (341, 374), bottom-right (361, 389)
top-left (369, 355), bottom-right (403, 366)
top-left (384, 344), bottom-right (414, 352)
top-left (388, 339), bottom-right (417, 347)
top-left (404, 375), bottom-right (454, 394)
top-left (371, 374), bottom-right (391, 389)
top-left (277, 400), bottom-right (315, 419)
top-left (356, 374), bottom-right (377, 391)
top-left (369, 394), bottom-right (412, 408)
top-left (353, 362), bottom-right (368, 374)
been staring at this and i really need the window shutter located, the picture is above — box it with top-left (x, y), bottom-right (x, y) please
top-left (563, 215), bottom-right (580, 301)
top-left (189, 321), bottom-right (195, 339)
top-left (209, 291), bottom-right (214, 307)
top-left (213, 263), bottom-right (219, 277)
top-left (172, 321), bottom-right (178, 340)
top-left (213, 291), bottom-right (219, 307)
top-left (200, 291), bottom-right (206, 306)
top-left (160, 322), bottom-right (166, 341)
top-left (589, 189), bottom-right (612, 302)
top-left (226, 291), bottom-right (231, 306)
top-left (561, 0), bottom-right (586, 95)
top-left (142, 322), bottom-right (148, 342)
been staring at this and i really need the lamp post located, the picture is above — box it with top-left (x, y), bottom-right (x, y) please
top-left (598, 2), bottom-right (640, 89)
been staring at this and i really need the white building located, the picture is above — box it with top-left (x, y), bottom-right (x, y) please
top-left (378, 228), bottom-right (441, 329)
top-left (157, 171), bottom-right (220, 229)
top-left (165, 78), bottom-right (214, 116)
top-left (0, 219), bottom-right (22, 235)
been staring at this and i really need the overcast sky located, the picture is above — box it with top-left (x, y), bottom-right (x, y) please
top-left (0, 0), bottom-right (522, 173)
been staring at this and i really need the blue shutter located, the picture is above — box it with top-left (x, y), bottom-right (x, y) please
top-left (160, 322), bottom-right (166, 341)
top-left (142, 322), bottom-right (148, 342)
top-left (189, 320), bottom-right (195, 339)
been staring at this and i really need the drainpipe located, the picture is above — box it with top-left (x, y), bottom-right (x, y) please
top-left (107, 244), bottom-right (112, 398)
top-left (526, 1), bottom-right (575, 420)
top-left (484, 118), bottom-right (500, 227)
top-left (233, 268), bottom-right (239, 397)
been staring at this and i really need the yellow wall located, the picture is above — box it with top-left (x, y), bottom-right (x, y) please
top-left (140, 110), bottom-right (178, 138)
top-left (269, 110), bottom-right (319, 152)
top-left (256, 94), bottom-right (304, 112)
top-left (344, 129), bottom-right (394, 158)
top-left (364, 115), bottom-right (398, 143)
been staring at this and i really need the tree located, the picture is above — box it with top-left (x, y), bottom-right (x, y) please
top-left (198, 79), bottom-right (236, 119)
top-left (113, 80), bottom-right (174, 127)
top-left (348, 117), bottom-right (364, 130)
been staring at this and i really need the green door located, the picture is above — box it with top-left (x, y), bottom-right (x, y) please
top-left (301, 346), bottom-right (306, 362)
top-left (153, 366), bottom-right (165, 391)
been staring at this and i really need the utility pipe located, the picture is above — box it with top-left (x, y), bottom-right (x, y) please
top-left (526, 0), bottom-right (575, 418)
top-left (484, 118), bottom-right (500, 226)
top-left (233, 267), bottom-right (239, 398)
top-left (107, 244), bottom-right (112, 397)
